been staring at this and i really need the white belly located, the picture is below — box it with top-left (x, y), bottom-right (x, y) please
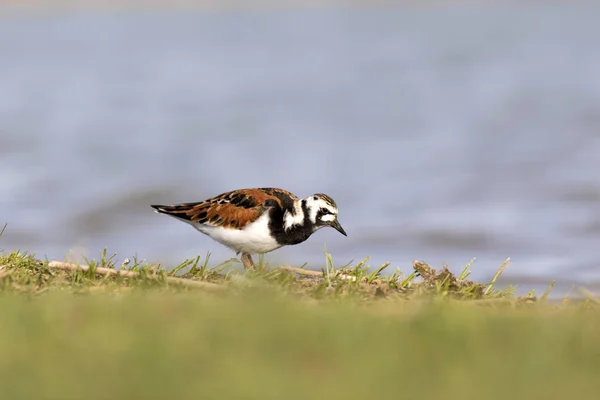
top-left (192, 212), bottom-right (282, 255)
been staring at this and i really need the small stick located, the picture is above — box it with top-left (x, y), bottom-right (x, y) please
top-left (276, 265), bottom-right (323, 277)
top-left (47, 261), bottom-right (225, 292)
top-left (276, 265), bottom-right (358, 281)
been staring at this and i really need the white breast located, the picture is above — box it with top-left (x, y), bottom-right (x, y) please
top-left (192, 212), bottom-right (281, 255)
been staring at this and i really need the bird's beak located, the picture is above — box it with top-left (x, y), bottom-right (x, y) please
top-left (331, 220), bottom-right (347, 236)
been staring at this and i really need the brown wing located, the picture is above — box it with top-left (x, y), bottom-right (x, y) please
top-left (151, 188), bottom-right (298, 230)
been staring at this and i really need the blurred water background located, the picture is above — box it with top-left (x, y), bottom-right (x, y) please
top-left (1, 1), bottom-right (599, 291)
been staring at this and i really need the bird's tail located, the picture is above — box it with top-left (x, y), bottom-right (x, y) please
top-left (151, 203), bottom-right (201, 222)
top-left (151, 204), bottom-right (172, 214)
top-left (151, 204), bottom-right (189, 215)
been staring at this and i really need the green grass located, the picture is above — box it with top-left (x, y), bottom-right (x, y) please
top-left (1, 248), bottom-right (599, 399)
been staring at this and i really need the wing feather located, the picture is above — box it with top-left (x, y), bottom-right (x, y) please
top-left (151, 188), bottom-right (297, 229)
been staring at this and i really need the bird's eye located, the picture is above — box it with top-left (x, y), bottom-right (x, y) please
top-left (320, 208), bottom-right (330, 215)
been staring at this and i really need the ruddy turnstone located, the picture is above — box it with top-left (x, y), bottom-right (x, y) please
top-left (151, 188), bottom-right (346, 270)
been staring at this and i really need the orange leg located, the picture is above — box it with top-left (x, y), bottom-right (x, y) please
top-left (241, 253), bottom-right (255, 270)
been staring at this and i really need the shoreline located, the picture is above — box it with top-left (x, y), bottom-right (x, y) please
top-left (2, 248), bottom-right (592, 304)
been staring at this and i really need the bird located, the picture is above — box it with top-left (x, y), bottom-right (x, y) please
top-left (151, 187), bottom-right (347, 270)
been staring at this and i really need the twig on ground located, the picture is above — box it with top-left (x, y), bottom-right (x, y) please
top-left (276, 265), bottom-right (323, 277)
top-left (276, 265), bottom-right (361, 281)
top-left (47, 261), bottom-right (225, 292)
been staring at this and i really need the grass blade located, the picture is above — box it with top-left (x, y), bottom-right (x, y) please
top-left (484, 258), bottom-right (511, 295)
top-left (540, 280), bottom-right (556, 302)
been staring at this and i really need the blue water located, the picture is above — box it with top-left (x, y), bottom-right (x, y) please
top-left (1, 3), bottom-right (600, 289)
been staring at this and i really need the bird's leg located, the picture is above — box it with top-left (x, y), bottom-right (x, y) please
top-left (241, 253), bottom-right (255, 270)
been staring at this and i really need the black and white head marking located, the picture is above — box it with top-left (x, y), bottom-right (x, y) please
top-left (282, 193), bottom-right (346, 236)
top-left (304, 195), bottom-right (337, 225)
top-left (304, 194), bottom-right (346, 236)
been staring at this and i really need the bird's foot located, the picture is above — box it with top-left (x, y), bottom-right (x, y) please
top-left (241, 253), bottom-right (255, 270)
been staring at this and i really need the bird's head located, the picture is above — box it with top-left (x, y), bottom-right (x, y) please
top-left (303, 193), bottom-right (347, 236)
